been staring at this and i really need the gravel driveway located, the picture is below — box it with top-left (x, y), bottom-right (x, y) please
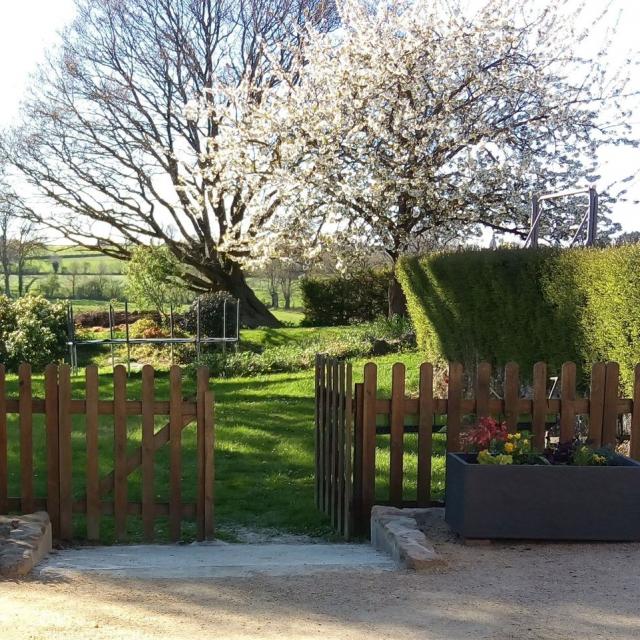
top-left (1, 539), bottom-right (640, 639)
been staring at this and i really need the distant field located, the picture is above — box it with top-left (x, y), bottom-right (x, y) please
top-left (11, 245), bottom-right (306, 325)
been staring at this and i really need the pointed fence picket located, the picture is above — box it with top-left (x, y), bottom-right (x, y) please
top-left (315, 357), bottom-right (640, 538)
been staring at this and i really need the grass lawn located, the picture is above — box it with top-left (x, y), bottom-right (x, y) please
top-left (3, 350), bottom-right (443, 543)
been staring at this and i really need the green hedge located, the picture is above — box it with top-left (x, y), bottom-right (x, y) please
top-left (397, 246), bottom-right (640, 391)
top-left (300, 270), bottom-right (390, 326)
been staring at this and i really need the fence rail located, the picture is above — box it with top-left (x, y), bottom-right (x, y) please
top-left (315, 357), bottom-right (640, 537)
top-left (0, 363), bottom-right (215, 542)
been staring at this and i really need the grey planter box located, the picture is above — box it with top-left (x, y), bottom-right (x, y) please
top-left (445, 452), bottom-right (640, 541)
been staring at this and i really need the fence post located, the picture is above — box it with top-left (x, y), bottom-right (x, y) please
top-left (504, 362), bottom-right (520, 434)
top-left (85, 365), bottom-right (101, 541)
top-left (361, 363), bottom-right (377, 527)
top-left (0, 366), bottom-right (7, 515)
top-left (475, 362), bottom-right (491, 421)
top-left (343, 363), bottom-right (353, 539)
top-left (195, 366), bottom-right (209, 541)
top-left (203, 389), bottom-right (215, 540)
top-left (389, 362), bottom-right (405, 506)
top-left (532, 362), bottom-right (547, 450)
top-left (113, 364), bottom-right (128, 541)
top-left (169, 365), bottom-right (183, 542)
top-left (559, 362), bottom-right (576, 443)
top-left (141, 365), bottom-right (156, 542)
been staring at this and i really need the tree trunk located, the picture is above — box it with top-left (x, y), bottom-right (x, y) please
top-left (221, 263), bottom-right (280, 328)
top-left (388, 272), bottom-right (407, 318)
top-left (284, 294), bottom-right (291, 310)
top-left (270, 292), bottom-right (279, 308)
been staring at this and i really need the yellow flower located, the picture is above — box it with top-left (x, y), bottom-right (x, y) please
top-left (514, 433), bottom-right (522, 440)
top-left (504, 442), bottom-right (515, 454)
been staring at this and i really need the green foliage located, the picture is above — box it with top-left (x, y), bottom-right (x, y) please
top-left (76, 275), bottom-right (124, 300)
top-left (398, 246), bottom-right (640, 392)
top-left (189, 317), bottom-right (415, 377)
top-left (182, 291), bottom-right (237, 336)
top-left (36, 273), bottom-right (63, 298)
top-left (0, 294), bottom-right (68, 370)
top-left (300, 269), bottom-right (390, 326)
top-left (129, 318), bottom-right (167, 339)
top-left (125, 246), bottom-right (185, 316)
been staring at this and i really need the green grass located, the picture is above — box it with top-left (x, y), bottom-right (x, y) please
top-left (3, 350), bottom-right (443, 543)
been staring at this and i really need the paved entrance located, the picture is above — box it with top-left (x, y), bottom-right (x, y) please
top-left (39, 543), bottom-right (396, 579)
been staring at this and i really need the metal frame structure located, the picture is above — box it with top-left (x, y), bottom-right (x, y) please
top-left (524, 186), bottom-right (598, 248)
top-left (66, 298), bottom-right (240, 372)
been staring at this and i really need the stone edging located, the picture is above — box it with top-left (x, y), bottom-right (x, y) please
top-left (0, 512), bottom-right (52, 579)
top-left (370, 506), bottom-right (446, 570)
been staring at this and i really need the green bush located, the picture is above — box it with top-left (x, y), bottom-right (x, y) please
top-left (300, 270), bottom-right (390, 326)
top-left (181, 291), bottom-right (237, 336)
top-left (397, 246), bottom-right (640, 391)
top-left (0, 294), bottom-right (68, 370)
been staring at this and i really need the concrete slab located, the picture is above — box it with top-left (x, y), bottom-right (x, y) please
top-left (39, 543), bottom-right (396, 579)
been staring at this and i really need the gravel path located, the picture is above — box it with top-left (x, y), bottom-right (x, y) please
top-left (1, 540), bottom-right (640, 639)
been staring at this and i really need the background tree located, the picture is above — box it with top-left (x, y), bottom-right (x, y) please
top-left (243, 0), bottom-right (637, 315)
top-left (2, 0), bottom-right (337, 327)
top-left (125, 245), bottom-right (187, 320)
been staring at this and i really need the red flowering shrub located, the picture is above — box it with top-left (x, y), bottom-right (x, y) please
top-left (462, 417), bottom-right (508, 451)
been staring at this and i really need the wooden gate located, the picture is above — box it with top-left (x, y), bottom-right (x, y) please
top-left (315, 355), bottom-right (353, 538)
top-left (0, 363), bottom-right (215, 542)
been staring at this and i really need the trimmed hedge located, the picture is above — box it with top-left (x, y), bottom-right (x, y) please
top-left (397, 246), bottom-right (640, 391)
top-left (300, 270), bottom-right (390, 326)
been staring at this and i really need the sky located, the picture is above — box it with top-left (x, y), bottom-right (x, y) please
top-left (0, 0), bottom-right (638, 237)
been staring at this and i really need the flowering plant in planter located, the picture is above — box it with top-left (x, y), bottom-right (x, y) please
top-left (462, 417), bottom-right (616, 466)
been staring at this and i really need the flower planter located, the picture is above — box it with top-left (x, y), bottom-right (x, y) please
top-left (445, 452), bottom-right (640, 541)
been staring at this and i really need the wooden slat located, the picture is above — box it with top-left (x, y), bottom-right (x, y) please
top-left (447, 363), bottom-right (463, 451)
top-left (504, 362), bottom-right (519, 434)
top-left (113, 365), bottom-right (128, 541)
top-left (361, 363), bottom-right (377, 522)
top-left (85, 365), bottom-right (100, 541)
top-left (475, 362), bottom-right (491, 420)
top-left (44, 365), bottom-right (59, 536)
top-left (352, 383), bottom-right (364, 532)
top-left (0, 366), bottom-right (6, 514)
top-left (323, 360), bottom-right (332, 515)
top-left (417, 363), bottom-right (433, 507)
top-left (318, 355), bottom-right (326, 511)
top-left (532, 362), bottom-right (547, 451)
top-left (195, 366), bottom-right (209, 542)
top-left (169, 365), bottom-right (182, 541)
top-left (203, 389), bottom-right (215, 539)
top-left (602, 361), bottom-right (620, 447)
top-left (343, 363), bottom-right (353, 539)
top-left (559, 362), bottom-right (576, 443)
top-left (314, 355), bottom-right (322, 509)
top-left (389, 363), bottom-right (405, 506)
top-left (141, 365), bottom-right (155, 542)
top-left (18, 363), bottom-right (33, 513)
top-left (630, 364), bottom-right (640, 460)
top-left (336, 362), bottom-right (345, 533)
top-left (58, 364), bottom-right (73, 540)
top-left (588, 362), bottom-right (606, 447)
top-left (330, 360), bottom-right (339, 527)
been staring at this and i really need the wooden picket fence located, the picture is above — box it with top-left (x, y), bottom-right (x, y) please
top-left (315, 357), bottom-right (640, 537)
top-left (0, 363), bottom-right (215, 542)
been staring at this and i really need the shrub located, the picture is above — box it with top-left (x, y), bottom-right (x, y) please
top-left (0, 295), bottom-right (68, 370)
top-left (181, 291), bottom-right (237, 336)
top-left (397, 246), bottom-right (640, 391)
top-left (129, 318), bottom-right (167, 339)
top-left (76, 275), bottom-right (124, 300)
top-left (300, 269), bottom-right (390, 326)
